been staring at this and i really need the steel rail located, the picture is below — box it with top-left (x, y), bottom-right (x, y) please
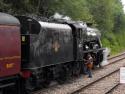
top-left (33, 53), bottom-right (125, 94)
top-left (108, 52), bottom-right (125, 60)
top-left (70, 69), bottom-right (120, 94)
top-left (70, 55), bottom-right (125, 94)
top-left (105, 83), bottom-right (120, 94)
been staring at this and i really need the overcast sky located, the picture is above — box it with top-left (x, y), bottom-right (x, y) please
top-left (121, 0), bottom-right (125, 12)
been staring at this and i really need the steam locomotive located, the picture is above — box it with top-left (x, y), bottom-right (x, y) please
top-left (0, 12), bottom-right (104, 94)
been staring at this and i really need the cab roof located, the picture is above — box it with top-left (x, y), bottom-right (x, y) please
top-left (0, 12), bottom-right (20, 25)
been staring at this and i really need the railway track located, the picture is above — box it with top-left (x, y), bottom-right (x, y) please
top-left (108, 52), bottom-right (125, 60)
top-left (33, 52), bottom-right (125, 94)
top-left (71, 68), bottom-right (121, 94)
top-left (105, 83), bottom-right (120, 94)
top-left (109, 83), bottom-right (125, 94)
top-left (71, 53), bottom-right (125, 94)
top-left (108, 52), bottom-right (125, 65)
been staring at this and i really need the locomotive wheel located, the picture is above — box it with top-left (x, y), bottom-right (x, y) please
top-left (25, 81), bottom-right (35, 92)
top-left (25, 76), bottom-right (37, 93)
top-left (57, 67), bottom-right (67, 84)
top-left (73, 62), bottom-right (81, 77)
top-left (43, 80), bottom-right (50, 88)
top-left (57, 76), bottom-right (67, 84)
top-left (42, 68), bottom-right (52, 88)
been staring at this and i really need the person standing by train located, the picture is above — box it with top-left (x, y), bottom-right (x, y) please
top-left (84, 53), bottom-right (93, 78)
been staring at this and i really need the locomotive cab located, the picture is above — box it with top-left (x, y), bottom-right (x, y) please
top-left (16, 16), bottom-right (41, 69)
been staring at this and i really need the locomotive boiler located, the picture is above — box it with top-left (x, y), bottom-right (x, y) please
top-left (0, 12), bottom-right (104, 94)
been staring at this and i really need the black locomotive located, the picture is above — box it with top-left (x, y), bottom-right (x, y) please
top-left (0, 13), bottom-right (104, 94)
top-left (17, 16), bottom-right (104, 91)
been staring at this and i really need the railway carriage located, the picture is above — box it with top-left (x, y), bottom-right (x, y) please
top-left (0, 13), bottom-right (21, 94)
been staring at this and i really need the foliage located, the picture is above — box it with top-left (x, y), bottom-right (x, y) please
top-left (0, 0), bottom-right (125, 55)
top-left (102, 31), bottom-right (125, 55)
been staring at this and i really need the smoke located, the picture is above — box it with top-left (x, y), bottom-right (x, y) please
top-left (101, 47), bottom-right (111, 66)
top-left (53, 13), bottom-right (63, 19)
top-left (53, 12), bottom-right (71, 20)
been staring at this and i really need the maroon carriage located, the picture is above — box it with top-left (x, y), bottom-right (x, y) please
top-left (0, 13), bottom-right (21, 94)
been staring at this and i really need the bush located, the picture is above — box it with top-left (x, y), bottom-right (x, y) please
top-left (102, 31), bottom-right (125, 55)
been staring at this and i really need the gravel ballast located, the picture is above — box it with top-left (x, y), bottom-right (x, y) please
top-left (34, 59), bottom-right (125, 94)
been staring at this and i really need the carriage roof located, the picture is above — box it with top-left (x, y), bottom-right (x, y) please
top-left (0, 12), bottom-right (20, 25)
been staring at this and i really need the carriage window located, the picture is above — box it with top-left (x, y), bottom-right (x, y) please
top-left (30, 23), bottom-right (40, 34)
top-left (17, 17), bottom-right (41, 34)
top-left (25, 18), bottom-right (40, 34)
top-left (20, 21), bottom-right (29, 34)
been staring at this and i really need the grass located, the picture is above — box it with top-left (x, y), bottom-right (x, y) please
top-left (101, 31), bottom-right (125, 55)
